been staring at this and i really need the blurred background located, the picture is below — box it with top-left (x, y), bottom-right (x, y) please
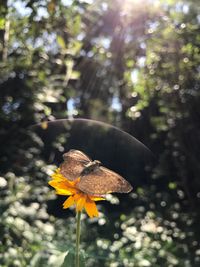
top-left (1, 0), bottom-right (200, 266)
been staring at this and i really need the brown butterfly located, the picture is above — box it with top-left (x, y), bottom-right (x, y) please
top-left (60, 149), bottom-right (133, 195)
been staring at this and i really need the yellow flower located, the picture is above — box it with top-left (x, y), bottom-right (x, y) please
top-left (48, 168), bottom-right (105, 218)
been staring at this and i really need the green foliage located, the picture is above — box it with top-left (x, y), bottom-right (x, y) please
top-left (61, 249), bottom-right (86, 267)
top-left (1, 0), bottom-right (200, 266)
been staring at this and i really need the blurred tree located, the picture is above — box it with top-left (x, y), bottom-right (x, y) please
top-left (0, 0), bottom-right (200, 266)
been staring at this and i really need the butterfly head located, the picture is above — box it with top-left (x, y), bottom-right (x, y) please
top-left (81, 160), bottom-right (102, 176)
top-left (93, 160), bottom-right (101, 166)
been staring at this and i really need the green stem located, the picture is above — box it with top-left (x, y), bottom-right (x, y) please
top-left (75, 211), bottom-right (81, 267)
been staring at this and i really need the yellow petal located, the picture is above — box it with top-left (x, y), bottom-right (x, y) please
top-left (63, 196), bottom-right (75, 209)
top-left (51, 169), bottom-right (80, 185)
top-left (90, 196), bottom-right (105, 201)
top-left (49, 180), bottom-right (78, 194)
top-left (55, 188), bottom-right (73, 195)
top-left (75, 194), bottom-right (86, 212)
top-left (48, 180), bottom-right (61, 187)
top-left (85, 198), bottom-right (99, 218)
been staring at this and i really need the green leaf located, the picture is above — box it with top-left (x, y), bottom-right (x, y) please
top-left (0, 18), bottom-right (5, 29)
top-left (70, 70), bottom-right (80, 80)
top-left (168, 182), bottom-right (177, 190)
top-left (73, 15), bottom-right (81, 36)
top-left (57, 36), bottom-right (66, 49)
top-left (61, 249), bottom-right (86, 267)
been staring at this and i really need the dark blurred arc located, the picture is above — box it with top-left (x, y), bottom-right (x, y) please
top-left (31, 118), bottom-right (154, 184)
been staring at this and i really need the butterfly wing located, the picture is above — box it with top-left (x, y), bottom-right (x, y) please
top-left (77, 166), bottom-right (133, 195)
top-left (60, 150), bottom-right (91, 181)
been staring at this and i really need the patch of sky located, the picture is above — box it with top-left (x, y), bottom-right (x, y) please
top-left (150, 0), bottom-right (160, 5)
top-left (197, 15), bottom-right (200, 25)
top-left (9, 0), bottom-right (50, 19)
top-left (91, 37), bottom-right (110, 49)
top-left (138, 57), bottom-right (146, 68)
top-left (67, 98), bottom-right (78, 118)
top-left (61, 0), bottom-right (73, 6)
top-left (111, 97), bottom-right (122, 112)
top-left (2, 101), bottom-right (21, 115)
top-left (101, 2), bottom-right (108, 11)
top-left (131, 70), bottom-right (138, 84)
top-left (77, 33), bottom-right (85, 41)
top-left (101, 38), bottom-right (111, 49)
top-left (12, 41), bottom-right (21, 50)
top-left (8, 0), bottom-right (32, 16)
top-left (36, 6), bottom-right (49, 20)
top-left (79, 0), bottom-right (94, 4)
top-left (67, 98), bottom-right (74, 111)
top-left (26, 32), bottom-right (57, 53)
top-left (183, 4), bottom-right (189, 14)
top-left (80, 50), bottom-right (86, 56)
top-left (125, 34), bottom-right (133, 44)
top-left (140, 42), bottom-right (146, 50)
top-left (148, 21), bottom-right (159, 33)
top-left (175, 3), bottom-right (189, 14)
top-left (87, 51), bottom-right (94, 57)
